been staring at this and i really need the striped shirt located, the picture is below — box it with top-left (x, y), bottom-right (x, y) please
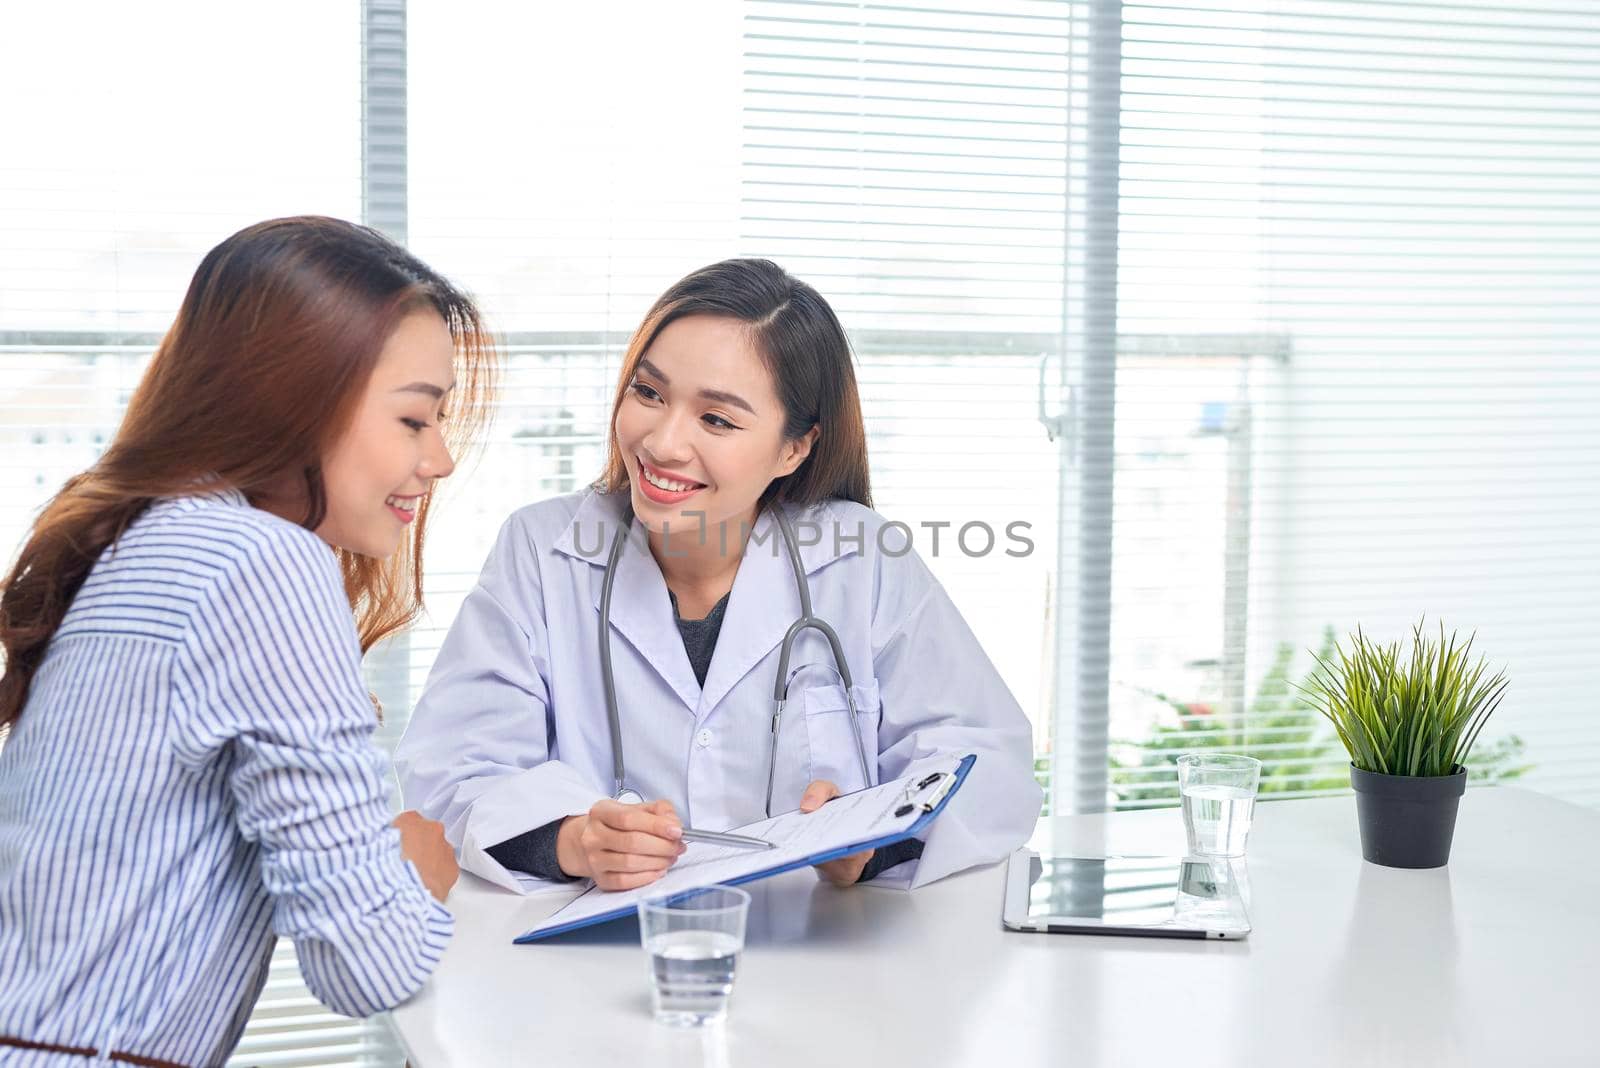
top-left (0, 488), bottom-right (451, 1067)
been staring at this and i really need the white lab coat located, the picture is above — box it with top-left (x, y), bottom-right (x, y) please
top-left (395, 488), bottom-right (1042, 893)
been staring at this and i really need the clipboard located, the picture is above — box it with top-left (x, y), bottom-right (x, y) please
top-left (513, 753), bottom-right (977, 943)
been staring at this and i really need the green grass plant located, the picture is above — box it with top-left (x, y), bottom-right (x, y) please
top-left (1297, 620), bottom-right (1508, 778)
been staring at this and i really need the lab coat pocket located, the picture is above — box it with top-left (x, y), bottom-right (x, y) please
top-left (800, 682), bottom-right (881, 794)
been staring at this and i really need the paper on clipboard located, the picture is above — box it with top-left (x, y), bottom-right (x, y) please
top-left (513, 753), bottom-right (976, 942)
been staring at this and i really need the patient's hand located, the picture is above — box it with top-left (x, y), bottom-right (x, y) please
top-left (799, 780), bottom-right (875, 886)
top-left (393, 810), bottom-right (459, 902)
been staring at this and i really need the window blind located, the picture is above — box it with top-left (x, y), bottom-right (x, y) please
top-left (1106, 0), bottom-right (1600, 807)
top-left (733, 0), bottom-right (1600, 811)
top-left (0, 3), bottom-right (411, 1065)
top-left (739, 0), bottom-right (1082, 791)
top-left (398, 0), bottom-right (1075, 801)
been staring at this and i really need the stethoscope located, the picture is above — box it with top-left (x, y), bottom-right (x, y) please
top-left (599, 500), bottom-right (873, 817)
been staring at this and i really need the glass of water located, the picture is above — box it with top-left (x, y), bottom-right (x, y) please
top-left (638, 885), bottom-right (751, 1028)
top-left (1177, 753), bottom-right (1262, 857)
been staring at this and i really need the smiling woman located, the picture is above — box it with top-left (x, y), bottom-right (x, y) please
top-left (618, 317), bottom-right (821, 563)
top-left (603, 258), bottom-right (871, 529)
top-left (0, 216), bottom-right (497, 1067)
top-left (257, 308), bottom-right (462, 560)
top-left (396, 258), bottom-right (1042, 900)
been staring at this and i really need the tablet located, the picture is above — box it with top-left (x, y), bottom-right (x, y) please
top-left (1002, 851), bottom-right (1251, 940)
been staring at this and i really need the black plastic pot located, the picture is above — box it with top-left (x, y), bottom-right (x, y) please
top-left (1348, 764), bottom-right (1467, 869)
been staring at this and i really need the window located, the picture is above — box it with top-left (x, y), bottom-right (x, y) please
top-left (1102, 0), bottom-right (1600, 806)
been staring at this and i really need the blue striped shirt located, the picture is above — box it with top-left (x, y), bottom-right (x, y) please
top-left (0, 488), bottom-right (452, 1067)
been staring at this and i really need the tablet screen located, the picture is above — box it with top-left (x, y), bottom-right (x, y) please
top-left (1019, 855), bottom-right (1244, 930)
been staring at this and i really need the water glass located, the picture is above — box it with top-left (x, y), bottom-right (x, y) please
top-left (638, 885), bottom-right (750, 1027)
top-left (1177, 753), bottom-right (1262, 857)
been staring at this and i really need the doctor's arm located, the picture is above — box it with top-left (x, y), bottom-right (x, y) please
top-left (482, 795), bottom-right (687, 890)
top-left (553, 799), bottom-right (687, 890)
top-left (395, 516), bottom-right (611, 892)
top-left (798, 779), bottom-right (923, 885)
top-left (869, 571), bottom-right (1044, 889)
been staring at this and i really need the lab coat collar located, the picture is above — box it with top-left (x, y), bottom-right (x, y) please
top-left (555, 490), bottom-right (703, 712)
top-left (553, 489), bottom-right (862, 716)
top-left (696, 499), bottom-right (857, 713)
top-left (550, 487), bottom-right (634, 566)
top-left (550, 489), bottom-right (857, 575)
top-left (551, 488), bottom-right (856, 577)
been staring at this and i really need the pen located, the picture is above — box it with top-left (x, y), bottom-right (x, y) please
top-left (895, 771), bottom-right (956, 818)
top-left (679, 827), bottom-right (776, 851)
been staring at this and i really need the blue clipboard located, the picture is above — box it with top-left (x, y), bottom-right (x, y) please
top-left (513, 753), bottom-right (977, 943)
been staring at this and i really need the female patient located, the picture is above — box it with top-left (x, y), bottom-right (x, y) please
top-left (0, 217), bottom-right (493, 1067)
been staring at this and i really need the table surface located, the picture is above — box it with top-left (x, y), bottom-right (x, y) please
top-left (388, 787), bottom-right (1599, 1068)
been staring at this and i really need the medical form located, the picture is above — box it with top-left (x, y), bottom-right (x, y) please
top-left (514, 753), bottom-right (975, 942)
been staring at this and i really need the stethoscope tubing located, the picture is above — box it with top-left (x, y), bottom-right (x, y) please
top-left (600, 500), bottom-right (873, 816)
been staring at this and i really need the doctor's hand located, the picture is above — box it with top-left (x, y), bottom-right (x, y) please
top-left (393, 810), bottom-right (459, 903)
top-left (800, 780), bottom-right (875, 887)
top-left (556, 799), bottom-right (687, 891)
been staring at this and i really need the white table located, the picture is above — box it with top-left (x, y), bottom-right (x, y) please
top-left (389, 788), bottom-right (1599, 1067)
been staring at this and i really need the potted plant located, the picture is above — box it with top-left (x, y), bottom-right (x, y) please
top-left (1298, 621), bottom-right (1509, 869)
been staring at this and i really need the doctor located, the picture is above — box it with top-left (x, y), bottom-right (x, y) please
top-left (397, 258), bottom-right (1042, 894)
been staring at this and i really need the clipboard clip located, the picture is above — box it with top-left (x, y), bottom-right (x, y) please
top-left (894, 771), bottom-right (957, 818)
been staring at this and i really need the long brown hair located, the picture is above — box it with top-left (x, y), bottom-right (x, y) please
top-left (599, 258), bottom-right (871, 508)
top-left (0, 216), bottom-right (495, 731)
